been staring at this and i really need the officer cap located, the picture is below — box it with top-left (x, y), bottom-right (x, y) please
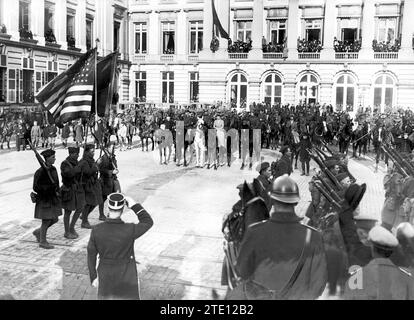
top-left (108, 193), bottom-right (125, 211)
top-left (269, 174), bottom-right (300, 204)
top-left (41, 149), bottom-right (55, 159)
top-left (68, 147), bottom-right (80, 154)
top-left (396, 222), bottom-right (414, 240)
top-left (368, 225), bottom-right (399, 250)
top-left (256, 162), bottom-right (270, 173)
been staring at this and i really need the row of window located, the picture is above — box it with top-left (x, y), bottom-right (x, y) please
top-left (134, 70), bottom-right (396, 109)
top-left (135, 71), bottom-right (199, 103)
top-left (17, 0), bottom-right (119, 51)
top-left (0, 67), bottom-right (397, 108)
top-left (228, 72), bottom-right (396, 109)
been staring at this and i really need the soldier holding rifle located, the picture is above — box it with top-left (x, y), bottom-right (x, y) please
top-left (31, 148), bottom-right (62, 249)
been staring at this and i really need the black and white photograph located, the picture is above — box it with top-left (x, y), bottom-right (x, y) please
top-left (1, 0), bottom-right (414, 303)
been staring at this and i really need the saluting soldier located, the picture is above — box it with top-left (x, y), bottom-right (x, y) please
top-left (32, 149), bottom-right (62, 249)
top-left (79, 144), bottom-right (103, 229)
top-left (60, 147), bottom-right (85, 239)
top-left (87, 193), bottom-right (154, 300)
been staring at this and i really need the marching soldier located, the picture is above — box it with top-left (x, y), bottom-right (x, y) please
top-left (228, 175), bottom-right (327, 300)
top-left (79, 144), bottom-right (103, 229)
top-left (98, 153), bottom-right (120, 221)
top-left (87, 193), bottom-right (153, 300)
top-left (60, 147), bottom-right (85, 239)
top-left (32, 149), bottom-right (62, 249)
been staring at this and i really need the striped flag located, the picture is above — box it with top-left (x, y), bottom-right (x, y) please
top-left (36, 48), bottom-right (97, 125)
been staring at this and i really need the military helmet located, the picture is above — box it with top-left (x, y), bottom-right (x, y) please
top-left (269, 174), bottom-right (300, 204)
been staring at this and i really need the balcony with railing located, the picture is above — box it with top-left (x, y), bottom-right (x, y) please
top-left (19, 28), bottom-right (37, 44)
top-left (227, 39), bottom-right (251, 59)
top-left (262, 42), bottom-right (285, 59)
top-left (297, 38), bottom-right (322, 59)
top-left (134, 54), bottom-right (146, 62)
top-left (334, 38), bottom-right (360, 60)
top-left (160, 54), bottom-right (175, 62)
top-left (188, 55), bottom-right (199, 62)
top-left (372, 39), bottom-right (400, 60)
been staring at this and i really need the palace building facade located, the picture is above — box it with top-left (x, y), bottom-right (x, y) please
top-left (1, 0), bottom-right (414, 117)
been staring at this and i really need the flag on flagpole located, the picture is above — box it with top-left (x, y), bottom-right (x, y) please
top-left (212, 0), bottom-right (229, 40)
top-left (36, 48), bottom-right (97, 125)
top-left (92, 51), bottom-right (119, 118)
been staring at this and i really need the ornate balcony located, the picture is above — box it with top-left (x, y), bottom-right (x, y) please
top-left (188, 55), bottom-right (199, 62)
top-left (228, 53), bottom-right (248, 59)
top-left (335, 52), bottom-right (359, 59)
top-left (373, 52), bottom-right (399, 59)
top-left (298, 52), bottom-right (320, 59)
top-left (263, 53), bottom-right (284, 59)
top-left (297, 38), bottom-right (323, 54)
top-left (160, 54), bottom-right (174, 62)
top-left (134, 54), bottom-right (146, 62)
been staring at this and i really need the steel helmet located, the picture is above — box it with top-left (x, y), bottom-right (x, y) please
top-left (269, 174), bottom-right (300, 204)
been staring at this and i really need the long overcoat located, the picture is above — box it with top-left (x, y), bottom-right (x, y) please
top-left (60, 158), bottom-right (85, 211)
top-left (87, 204), bottom-right (154, 300)
top-left (33, 166), bottom-right (62, 220)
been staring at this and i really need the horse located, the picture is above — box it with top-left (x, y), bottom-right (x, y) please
top-left (221, 181), bottom-right (269, 292)
top-left (337, 120), bottom-right (353, 154)
top-left (139, 119), bottom-right (155, 152)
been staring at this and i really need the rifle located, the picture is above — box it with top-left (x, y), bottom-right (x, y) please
top-left (27, 139), bottom-right (60, 197)
top-left (321, 140), bottom-right (335, 155)
top-left (91, 131), bottom-right (118, 170)
top-left (384, 142), bottom-right (414, 176)
top-left (381, 145), bottom-right (410, 178)
top-left (313, 181), bottom-right (342, 210)
top-left (314, 175), bottom-right (342, 203)
top-left (308, 148), bottom-right (344, 191)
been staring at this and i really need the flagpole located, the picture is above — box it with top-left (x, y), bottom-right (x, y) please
top-left (95, 39), bottom-right (100, 122)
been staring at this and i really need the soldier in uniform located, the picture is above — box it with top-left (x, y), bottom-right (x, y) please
top-left (228, 175), bottom-right (327, 300)
top-left (272, 145), bottom-right (293, 179)
top-left (253, 162), bottom-right (272, 210)
top-left (98, 153), bottom-right (119, 221)
top-left (79, 144), bottom-right (103, 229)
top-left (60, 147), bottom-right (85, 239)
top-left (87, 193), bottom-right (153, 300)
top-left (32, 149), bottom-right (62, 249)
top-left (343, 225), bottom-right (414, 300)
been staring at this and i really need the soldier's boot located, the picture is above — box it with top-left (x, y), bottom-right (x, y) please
top-left (39, 222), bottom-right (54, 249)
top-left (240, 163), bottom-right (245, 170)
top-left (98, 203), bottom-right (106, 221)
top-left (64, 212), bottom-right (77, 239)
top-left (0, 144), bottom-right (3, 149)
top-left (32, 229), bottom-right (40, 243)
top-left (81, 208), bottom-right (92, 229)
top-left (214, 164), bottom-right (217, 170)
top-left (249, 163), bottom-right (253, 170)
top-left (207, 164), bottom-right (211, 170)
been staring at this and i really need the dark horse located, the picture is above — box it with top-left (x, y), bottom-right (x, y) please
top-left (221, 181), bottom-right (269, 292)
top-left (337, 120), bottom-right (353, 154)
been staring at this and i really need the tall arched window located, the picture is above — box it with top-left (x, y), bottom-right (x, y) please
top-left (263, 73), bottom-right (282, 105)
top-left (335, 74), bottom-right (356, 111)
top-left (229, 73), bottom-right (248, 108)
top-left (298, 74), bottom-right (318, 104)
top-left (373, 74), bottom-right (395, 110)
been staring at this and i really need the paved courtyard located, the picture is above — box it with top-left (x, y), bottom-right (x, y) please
top-left (0, 142), bottom-right (386, 300)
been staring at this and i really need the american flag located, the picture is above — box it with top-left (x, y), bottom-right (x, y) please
top-left (36, 49), bottom-right (97, 124)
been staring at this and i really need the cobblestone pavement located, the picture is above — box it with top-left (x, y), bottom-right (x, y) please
top-left (0, 143), bottom-right (385, 300)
